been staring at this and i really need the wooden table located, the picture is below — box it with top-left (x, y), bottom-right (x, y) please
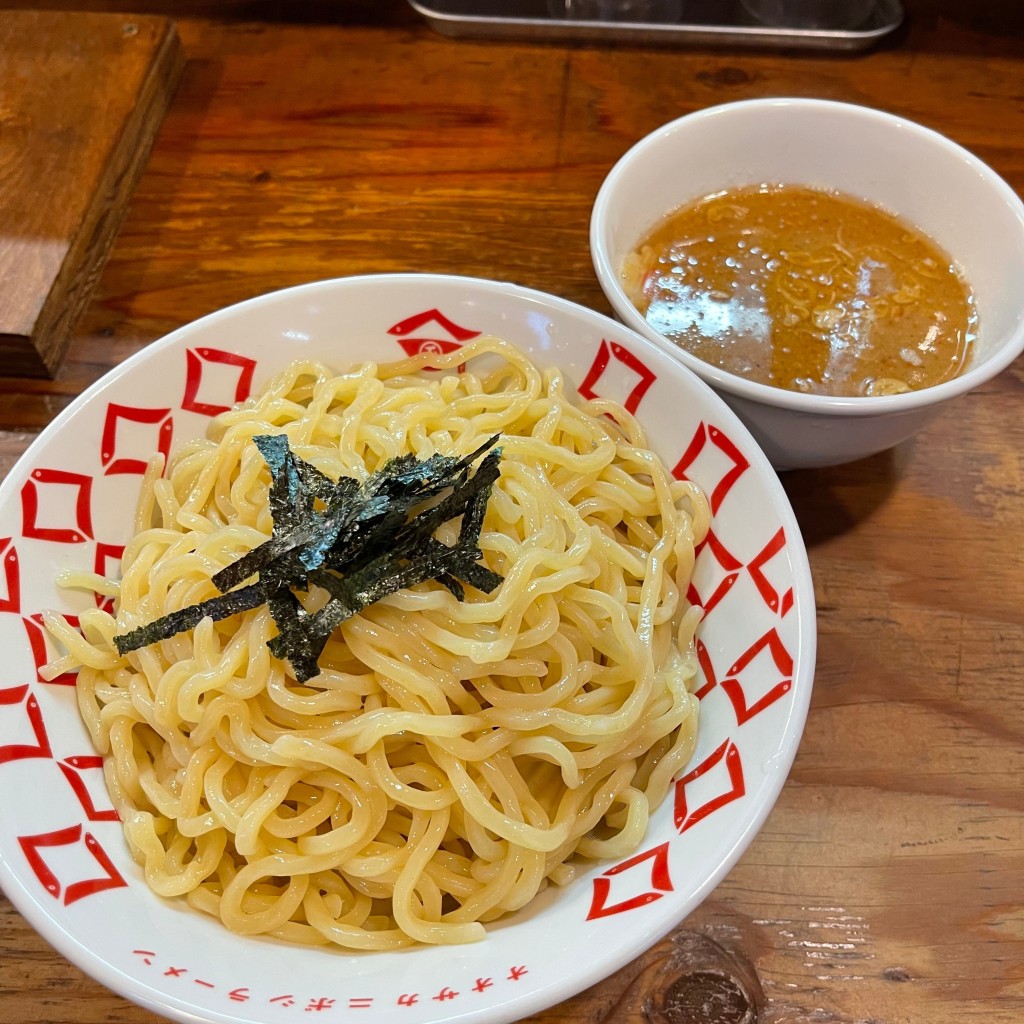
top-left (2, 2), bottom-right (1023, 1022)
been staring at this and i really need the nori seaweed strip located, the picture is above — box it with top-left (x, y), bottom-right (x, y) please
top-left (305, 568), bottom-right (359, 617)
top-left (367, 436), bottom-right (498, 506)
top-left (211, 537), bottom-right (278, 592)
top-left (213, 490), bottom-right (367, 591)
top-left (436, 573), bottom-right (465, 600)
top-left (216, 435), bottom-right (367, 591)
top-left (459, 472), bottom-right (494, 546)
top-left (417, 539), bottom-right (504, 594)
top-left (212, 435), bottom-right (311, 592)
top-left (266, 587), bottom-right (323, 683)
top-left (351, 550), bottom-right (455, 602)
top-left (292, 495), bottom-right (376, 574)
top-left (332, 445), bottom-right (502, 580)
top-left (303, 487), bottom-right (499, 622)
top-left (214, 436), bottom-right (360, 591)
top-left (324, 448), bottom-right (503, 594)
top-left (251, 433), bottom-right (292, 478)
top-left (374, 451), bottom-right (456, 495)
top-left (253, 434), bottom-right (312, 530)
top-left (281, 505), bottom-right (500, 683)
top-left (272, 569), bottom-right (360, 681)
top-left (392, 448), bottom-right (502, 550)
top-left (313, 438), bottom-right (502, 579)
top-left (450, 434), bottom-right (502, 476)
top-left (113, 582), bottom-right (268, 656)
top-left (279, 528), bottom-right (497, 683)
top-left (318, 471), bottom-right (445, 574)
top-left (115, 434), bottom-right (505, 684)
top-left (302, 493), bottom-right (393, 574)
top-left (295, 456), bottom-right (341, 502)
top-left (302, 550), bottom-right (460, 644)
top-left (441, 472), bottom-right (504, 593)
top-left (266, 633), bottom-right (328, 683)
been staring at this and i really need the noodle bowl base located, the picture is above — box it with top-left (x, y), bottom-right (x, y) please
top-left (0, 275), bottom-right (815, 1024)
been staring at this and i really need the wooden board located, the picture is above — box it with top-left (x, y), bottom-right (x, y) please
top-left (0, 11), bottom-right (183, 378)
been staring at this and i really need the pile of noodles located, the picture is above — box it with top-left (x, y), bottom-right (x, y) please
top-left (44, 336), bottom-right (709, 949)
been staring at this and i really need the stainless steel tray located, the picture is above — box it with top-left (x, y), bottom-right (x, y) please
top-left (407, 0), bottom-right (904, 51)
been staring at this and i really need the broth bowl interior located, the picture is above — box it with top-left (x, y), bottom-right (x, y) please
top-left (593, 98), bottom-right (1024, 398)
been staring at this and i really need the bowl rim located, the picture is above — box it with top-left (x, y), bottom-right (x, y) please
top-left (0, 272), bottom-right (817, 1024)
top-left (590, 96), bottom-right (1024, 417)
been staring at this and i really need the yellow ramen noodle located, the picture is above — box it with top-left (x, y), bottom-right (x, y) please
top-left (45, 337), bottom-right (709, 950)
top-left (623, 184), bottom-right (977, 397)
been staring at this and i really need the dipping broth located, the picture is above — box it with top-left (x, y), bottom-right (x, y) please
top-left (622, 184), bottom-right (977, 397)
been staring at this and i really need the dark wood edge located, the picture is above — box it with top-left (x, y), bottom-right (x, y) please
top-left (25, 17), bottom-right (185, 379)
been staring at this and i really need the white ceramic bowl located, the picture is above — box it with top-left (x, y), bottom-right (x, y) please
top-left (591, 98), bottom-right (1024, 469)
top-left (0, 274), bottom-right (815, 1024)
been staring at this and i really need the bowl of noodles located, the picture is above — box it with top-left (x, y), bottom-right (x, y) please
top-left (0, 274), bottom-right (814, 1024)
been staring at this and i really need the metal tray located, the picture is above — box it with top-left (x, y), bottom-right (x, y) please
top-left (407, 0), bottom-right (904, 51)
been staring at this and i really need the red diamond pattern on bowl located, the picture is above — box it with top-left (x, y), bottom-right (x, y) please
top-left (101, 404), bottom-right (174, 477)
top-left (672, 423), bottom-right (749, 515)
top-left (18, 824), bottom-right (127, 906)
top-left (20, 469), bottom-right (94, 544)
top-left (387, 308), bottom-right (482, 359)
top-left (0, 538), bottom-right (20, 613)
top-left (693, 639), bottom-right (718, 701)
top-left (577, 339), bottom-right (657, 415)
top-left (0, 685), bottom-right (52, 764)
top-left (687, 525), bottom-right (795, 727)
top-left (58, 756), bottom-right (120, 822)
top-left (22, 614), bottom-right (80, 686)
top-left (673, 739), bottom-right (745, 833)
top-left (182, 348), bottom-right (257, 417)
top-left (395, 336), bottom-right (465, 360)
top-left (747, 527), bottom-right (794, 617)
top-left (720, 628), bottom-right (794, 726)
top-left (93, 543), bottom-right (125, 614)
top-left (586, 841), bottom-right (672, 920)
top-left (686, 529), bottom-right (743, 616)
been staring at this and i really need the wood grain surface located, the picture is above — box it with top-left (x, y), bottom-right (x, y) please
top-left (0, 11), bottom-right (183, 377)
top-left (1, 2), bottom-right (1022, 1022)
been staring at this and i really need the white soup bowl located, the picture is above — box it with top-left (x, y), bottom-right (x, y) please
top-left (591, 98), bottom-right (1024, 469)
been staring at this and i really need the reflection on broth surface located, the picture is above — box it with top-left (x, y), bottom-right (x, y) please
top-left (623, 184), bottom-right (977, 397)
